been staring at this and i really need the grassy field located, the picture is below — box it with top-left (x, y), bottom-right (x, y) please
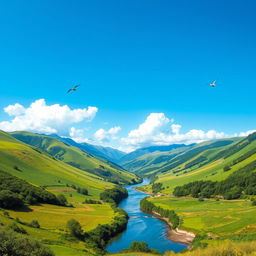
top-left (141, 137), bottom-right (256, 194)
top-left (11, 131), bottom-right (139, 185)
top-left (148, 196), bottom-right (256, 237)
top-left (0, 130), bottom-right (124, 256)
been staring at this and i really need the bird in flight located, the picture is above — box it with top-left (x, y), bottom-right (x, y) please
top-left (210, 80), bottom-right (217, 87)
top-left (67, 85), bottom-right (79, 93)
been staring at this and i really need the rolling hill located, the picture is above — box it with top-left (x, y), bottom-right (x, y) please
top-left (0, 130), bottom-right (131, 256)
top-left (48, 134), bottom-right (125, 162)
top-left (118, 144), bottom-right (193, 165)
top-left (11, 131), bottom-right (139, 185)
top-left (139, 133), bottom-right (256, 194)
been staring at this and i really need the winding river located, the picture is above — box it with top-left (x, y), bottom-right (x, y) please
top-left (106, 179), bottom-right (187, 253)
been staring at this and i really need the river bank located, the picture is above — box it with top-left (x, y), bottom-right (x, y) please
top-left (152, 211), bottom-right (195, 246)
top-left (107, 179), bottom-right (187, 253)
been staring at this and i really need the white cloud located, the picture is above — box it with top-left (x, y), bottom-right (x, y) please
top-left (120, 113), bottom-right (232, 150)
top-left (0, 99), bottom-right (98, 134)
top-left (171, 124), bottom-right (182, 134)
top-left (94, 126), bottom-right (121, 143)
top-left (4, 103), bottom-right (26, 116)
top-left (238, 130), bottom-right (256, 137)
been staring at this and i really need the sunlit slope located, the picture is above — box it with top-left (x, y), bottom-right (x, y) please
top-left (144, 134), bottom-right (256, 193)
top-left (11, 131), bottom-right (139, 185)
top-left (122, 146), bottom-right (192, 176)
top-left (0, 130), bottom-right (114, 197)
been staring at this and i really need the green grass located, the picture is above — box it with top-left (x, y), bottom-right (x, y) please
top-left (11, 131), bottom-right (139, 185)
top-left (0, 130), bottom-right (125, 256)
top-left (148, 196), bottom-right (256, 237)
top-left (141, 137), bottom-right (256, 194)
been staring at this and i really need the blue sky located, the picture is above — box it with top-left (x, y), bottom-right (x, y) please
top-left (0, 0), bottom-right (255, 151)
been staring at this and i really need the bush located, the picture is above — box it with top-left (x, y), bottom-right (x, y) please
top-left (77, 187), bottom-right (88, 195)
top-left (66, 219), bottom-right (83, 239)
top-left (100, 187), bottom-right (128, 205)
top-left (0, 190), bottom-right (24, 209)
top-left (129, 241), bottom-right (150, 252)
top-left (0, 226), bottom-right (54, 256)
top-left (8, 222), bottom-right (27, 234)
top-left (57, 194), bottom-right (67, 206)
top-left (0, 170), bottom-right (60, 206)
top-left (30, 220), bottom-right (40, 228)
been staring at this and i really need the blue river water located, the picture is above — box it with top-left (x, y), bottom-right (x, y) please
top-left (106, 179), bottom-right (187, 253)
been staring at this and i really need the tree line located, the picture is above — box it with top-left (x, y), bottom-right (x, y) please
top-left (173, 160), bottom-right (256, 199)
top-left (0, 170), bottom-right (67, 209)
top-left (140, 198), bottom-right (180, 229)
top-left (100, 186), bottom-right (128, 205)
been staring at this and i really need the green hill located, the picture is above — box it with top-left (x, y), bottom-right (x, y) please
top-left (11, 131), bottom-right (139, 185)
top-left (49, 134), bottom-right (125, 162)
top-left (0, 130), bottom-right (131, 256)
top-left (0, 130), bottom-right (116, 197)
top-left (139, 134), bottom-right (256, 194)
top-left (121, 145), bottom-right (192, 176)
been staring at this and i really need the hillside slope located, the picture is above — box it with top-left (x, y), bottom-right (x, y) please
top-left (121, 145), bottom-right (193, 175)
top-left (0, 130), bottom-right (115, 196)
top-left (49, 134), bottom-right (125, 162)
top-left (11, 131), bottom-right (139, 185)
top-left (139, 134), bottom-right (256, 193)
top-left (119, 144), bottom-right (193, 165)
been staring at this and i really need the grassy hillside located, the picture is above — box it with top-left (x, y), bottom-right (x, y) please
top-left (0, 130), bottom-right (131, 256)
top-left (11, 131), bottom-right (139, 185)
top-left (119, 144), bottom-right (193, 166)
top-left (50, 134), bottom-right (125, 162)
top-left (122, 146), bottom-right (192, 176)
top-left (138, 135), bottom-right (256, 194)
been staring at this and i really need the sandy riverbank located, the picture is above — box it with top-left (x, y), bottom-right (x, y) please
top-left (152, 211), bottom-right (195, 246)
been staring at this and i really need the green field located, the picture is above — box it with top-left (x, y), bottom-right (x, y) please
top-left (148, 196), bottom-right (256, 237)
top-left (0, 130), bottom-right (126, 256)
top-left (139, 135), bottom-right (256, 194)
top-left (11, 131), bottom-right (139, 185)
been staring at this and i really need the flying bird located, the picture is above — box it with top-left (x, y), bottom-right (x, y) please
top-left (67, 85), bottom-right (79, 93)
top-left (210, 80), bottom-right (217, 87)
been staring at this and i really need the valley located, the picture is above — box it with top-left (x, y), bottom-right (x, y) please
top-left (0, 130), bottom-right (256, 256)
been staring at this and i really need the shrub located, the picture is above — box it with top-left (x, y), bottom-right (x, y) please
top-left (30, 220), bottom-right (40, 228)
top-left (57, 194), bottom-right (67, 206)
top-left (0, 226), bottom-right (54, 256)
top-left (66, 219), bottom-right (83, 239)
top-left (0, 190), bottom-right (24, 209)
top-left (8, 222), bottom-right (27, 234)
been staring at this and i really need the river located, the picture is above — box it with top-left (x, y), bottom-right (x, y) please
top-left (106, 179), bottom-right (187, 253)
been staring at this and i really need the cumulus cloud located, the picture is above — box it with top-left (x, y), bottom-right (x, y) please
top-left (120, 113), bottom-right (231, 151)
top-left (94, 126), bottom-right (121, 143)
top-left (0, 99), bottom-right (98, 134)
top-left (4, 103), bottom-right (26, 116)
top-left (238, 130), bottom-right (256, 137)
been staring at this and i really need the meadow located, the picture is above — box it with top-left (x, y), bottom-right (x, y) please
top-left (148, 196), bottom-right (256, 238)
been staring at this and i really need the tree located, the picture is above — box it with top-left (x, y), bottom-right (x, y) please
top-left (129, 241), bottom-right (150, 252)
top-left (0, 190), bottom-right (24, 209)
top-left (57, 194), bottom-right (67, 206)
top-left (66, 219), bottom-right (83, 239)
top-left (30, 220), bottom-right (40, 228)
top-left (0, 227), bottom-right (54, 256)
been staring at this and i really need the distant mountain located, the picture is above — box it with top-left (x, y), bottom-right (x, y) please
top-left (119, 144), bottom-right (194, 165)
top-left (10, 131), bottom-right (139, 185)
top-left (48, 134), bottom-right (125, 163)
